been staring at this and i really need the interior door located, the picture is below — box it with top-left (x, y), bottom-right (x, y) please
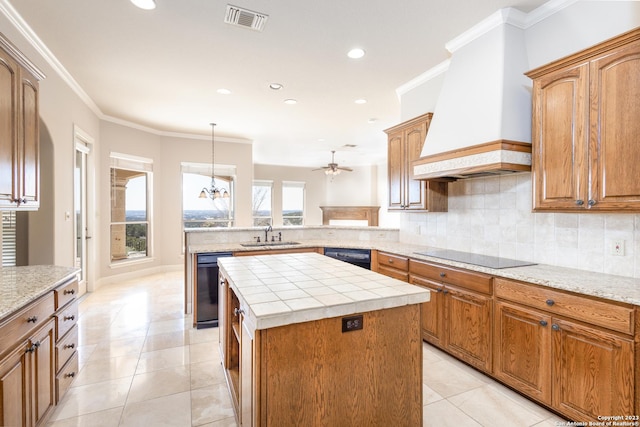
top-left (74, 126), bottom-right (95, 295)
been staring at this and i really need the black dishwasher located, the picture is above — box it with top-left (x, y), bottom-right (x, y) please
top-left (196, 252), bottom-right (232, 329)
top-left (324, 247), bottom-right (371, 270)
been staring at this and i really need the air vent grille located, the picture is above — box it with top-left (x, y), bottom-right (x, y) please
top-left (224, 5), bottom-right (268, 31)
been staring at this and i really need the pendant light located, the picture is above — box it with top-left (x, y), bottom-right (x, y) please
top-left (130, 0), bottom-right (156, 10)
top-left (199, 123), bottom-right (230, 199)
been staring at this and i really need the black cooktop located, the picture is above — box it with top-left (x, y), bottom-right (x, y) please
top-left (414, 249), bottom-right (536, 269)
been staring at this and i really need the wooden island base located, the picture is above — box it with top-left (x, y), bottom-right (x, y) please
top-left (222, 290), bottom-right (423, 426)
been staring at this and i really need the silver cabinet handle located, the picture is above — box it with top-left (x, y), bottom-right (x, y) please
top-left (575, 199), bottom-right (584, 206)
top-left (552, 324), bottom-right (560, 331)
top-left (588, 199), bottom-right (596, 206)
top-left (539, 320), bottom-right (548, 327)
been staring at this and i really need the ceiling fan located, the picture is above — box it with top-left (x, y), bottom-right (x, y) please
top-left (312, 150), bottom-right (353, 175)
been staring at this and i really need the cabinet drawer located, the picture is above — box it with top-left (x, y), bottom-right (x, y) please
top-left (377, 265), bottom-right (409, 282)
top-left (56, 324), bottom-right (78, 373)
top-left (495, 278), bottom-right (634, 335)
top-left (55, 301), bottom-right (78, 341)
top-left (409, 260), bottom-right (493, 295)
top-left (0, 292), bottom-right (54, 357)
top-left (56, 352), bottom-right (78, 403)
top-left (54, 279), bottom-right (78, 310)
top-left (377, 252), bottom-right (408, 271)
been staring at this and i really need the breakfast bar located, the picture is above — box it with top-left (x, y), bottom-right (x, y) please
top-left (217, 252), bottom-right (430, 426)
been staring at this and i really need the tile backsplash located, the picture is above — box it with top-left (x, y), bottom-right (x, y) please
top-left (399, 173), bottom-right (640, 279)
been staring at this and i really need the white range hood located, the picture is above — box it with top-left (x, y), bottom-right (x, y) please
top-left (413, 8), bottom-right (533, 181)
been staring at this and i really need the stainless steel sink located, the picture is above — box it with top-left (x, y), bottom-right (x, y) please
top-left (240, 241), bottom-right (301, 247)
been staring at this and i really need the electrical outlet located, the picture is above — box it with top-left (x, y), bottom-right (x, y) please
top-left (342, 315), bottom-right (363, 333)
top-left (610, 240), bottom-right (625, 256)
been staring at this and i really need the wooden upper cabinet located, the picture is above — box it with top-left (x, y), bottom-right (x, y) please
top-left (0, 33), bottom-right (43, 211)
top-left (527, 28), bottom-right (640, 211)
top-left (384, 113), bottom-right (447, 212)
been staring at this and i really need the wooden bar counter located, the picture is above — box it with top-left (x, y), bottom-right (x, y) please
top-left (218, 252), bottom-right (430, 427)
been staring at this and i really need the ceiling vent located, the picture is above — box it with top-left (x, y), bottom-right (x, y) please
top-left (224, 5), bottom-right (268, 31)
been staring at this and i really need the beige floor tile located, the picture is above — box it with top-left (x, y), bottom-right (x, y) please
top-left (147, 317), bottom-right (188, 336)
top-left (423, 399), bottom-right (482, 427)
top-left (196, 417), bottom-right (238, 427)
top-left (486, 382), bottom-right (561, 420)
top-left (120, 391), bottom-right (192, 427)
top-left (142, 329), bottom-right (190, 352)
top-left (49, 377), bottom-right (132, 421)
top-left (448, 385), bottom-right (548, 427)
top-left (191, 383), bottom-right (236, 426)
top-left (127, 365), bottom-right (191, 403)
top-left (190, 359), bottom-right (226, 390)
top-left (72, 354), bottom-right (140, 386)
top-left (87, 336), bottom-right (145, 362)
top-left (135, 345), bottom-right (190, 374)
top-left (190, 340), bottom-right (220, 364)
top-left (45, 407), bottom-right (122, 427)
top-left (423, 358), bottom-right (486, 398)
top-left (189, 326), bottom-right (220, 344)
top-left (423, 383), bottom-right (444, 405)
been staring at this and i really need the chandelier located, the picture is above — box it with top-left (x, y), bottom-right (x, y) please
top-left (199, 123), bottom-right (230, 199)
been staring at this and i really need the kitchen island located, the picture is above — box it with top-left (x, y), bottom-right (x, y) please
top-left (218, 252), bottom-right (430, 427)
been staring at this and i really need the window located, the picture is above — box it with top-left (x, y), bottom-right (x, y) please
top-left (283, 181), bottom-right (305, 226)
top-left (182, 163), bottom-right (235, 228)
top-left (252, 180), bottom-right (272, 226)
top-left (110, 153), bottom-right (152, 263)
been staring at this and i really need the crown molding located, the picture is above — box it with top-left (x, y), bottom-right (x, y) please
top-left (395, 59), bottom-right (450, 98)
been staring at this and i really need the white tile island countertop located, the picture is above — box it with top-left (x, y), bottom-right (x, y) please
top-left (218, 252), bottom-right (430, 331)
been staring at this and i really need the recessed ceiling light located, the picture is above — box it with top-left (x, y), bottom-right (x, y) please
top-left (347, 48), bottom-right (366, 59)
top-left (217, 88), bottom-right (231, 95)
top-left (355, 99), bottom-right (367, 104)
top-left (130, 0), bottom-right (156, 10)
top-left (367, 118), bottom-right (377, 123)
top-left (284, 99), bottom-right (297, 105)
top-left (269, 83), bottom-right (283, 90)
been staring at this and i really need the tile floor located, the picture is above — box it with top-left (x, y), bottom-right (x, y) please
top-left (46, 271), bottom-right (565, 427)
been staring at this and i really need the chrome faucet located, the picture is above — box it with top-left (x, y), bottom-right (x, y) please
top-left (264, 225), bottom-right (273, 242)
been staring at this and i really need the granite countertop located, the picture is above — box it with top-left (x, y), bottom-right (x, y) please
top-left (192, 239), bottom-right (640, 307)
top-left (218, 252), bottom-right (430, 331)
top-left (0, 266), bottom-right (80, 319)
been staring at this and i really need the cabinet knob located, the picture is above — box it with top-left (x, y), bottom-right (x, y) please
top-left (26, 316), bottom-right (38, 323)
top-left (539, 320), bottom-right (548, 327)
top-left (388, 259), bottom-right (393, 263)
top-left (233, 307), bottom-right (244, 316)
top-left (65, 372), bottom-right (76, 378)
top-left (33, 341), bottom-right (40, 348)
top-left (551, 324), bottom-right (560, 331)
top-left (575, 199), bottom-right (584, 206)
top-left (64, 343), bottom-right (76, 350)
top-left (439, 272), bottom-right (445, 278)
top-left (63, 289), bottom-right (76, 295)
top-left (64, 315), bottom-right (75, 321)
top-left (588, 199), bottom-right (596, 206)
top-left (435, 288), bottom-right (443, 293)
top-left (545, 299), bottom-right (555, 306)
top-left (442, 289), bottom-right (449, 295)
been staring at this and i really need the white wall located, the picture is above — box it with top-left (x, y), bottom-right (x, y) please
top-left (395, 0), bottom-right (640, 278)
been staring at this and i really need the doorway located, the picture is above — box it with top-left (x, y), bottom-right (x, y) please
top-left (74, 126), bottom-right (95, 295)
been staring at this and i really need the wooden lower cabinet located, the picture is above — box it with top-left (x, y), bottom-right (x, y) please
top-left (495, 277), bottom-right (635, 421)
top-left (494, 301), bottom-right (552, 405)
top-left (0, 318), bottom-right (55, 427)
top-left (552, 318), bottom-right (634, 420)
top-left (409, 260), bottom-right (493, 373)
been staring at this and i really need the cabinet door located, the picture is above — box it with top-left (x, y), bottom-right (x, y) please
top-left (589, 39), bottom-right (640, 209)
top-left (18, 68), bottom-right (39, 208)
top-left (30, 319), bottom-right (54, 426)
top-left (445, 286), bottom-right (492, 372)
top-left (387, 130), bottom-right (404, 210)
top-left (552, 318), bottom-right (634, 421)
top-left (494, 301), bottom-right (551, 405)
top-left (403, 122), bottom-right (427, 210)
top-left (0, 342), bottom-right (28, 427)
top-left (0, 50), bottom-right (19, 208)
top-left (410, 275), bottom-right (444, 346)
top-left (531, 62), bottom-right (589, 211)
